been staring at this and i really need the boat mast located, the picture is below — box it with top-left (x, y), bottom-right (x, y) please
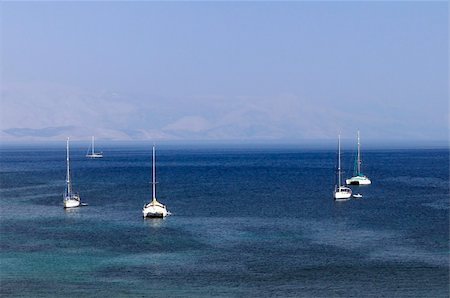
top-left (338, 134), bottom-right (341, 187)
top-left (357, 130), bottom-right (361, 175)
top-left (92, 136), bottom-right (95, 155)
top-left (152, 145), bottom-right (156, 200)
top-left (66, 137), bottom-right (71, 196)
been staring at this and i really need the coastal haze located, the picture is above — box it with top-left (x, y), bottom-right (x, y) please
top-left (1, 2), bottom-right (448, 145)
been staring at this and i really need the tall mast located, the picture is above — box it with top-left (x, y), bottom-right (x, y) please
top-left (66, 137), bottom-right (71, 195)
top-left (357, 130), bottom-right (361, 175)
top-left (92, 136), bottom-right (95, 154)
top-left (338, 134), bottom-right (341, 187)
top-left (152, 145), bottom-right (156, 200)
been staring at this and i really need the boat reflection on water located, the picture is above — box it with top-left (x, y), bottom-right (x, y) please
top-left (63, 206), bottom-right (81, 217)
top-left (143, 216), bottom-right (167, 228)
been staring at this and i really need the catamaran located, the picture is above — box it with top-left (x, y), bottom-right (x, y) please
top-left (346, 130), bottom-right (371, 185)
top-left (143, 145), bottom-right (169, 218)
top-left (64, 137), bottom-right (81, 208)
top-left (86, 136), bottom-right (103, 158)
top-left (334, 134), bottom-right (352, 201)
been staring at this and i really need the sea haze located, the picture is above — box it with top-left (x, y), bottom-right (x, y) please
top-left (0, 145), bottom-right (448, 297)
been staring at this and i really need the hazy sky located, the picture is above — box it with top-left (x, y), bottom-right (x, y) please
top-left (0, 1), bottom-right (448, 143)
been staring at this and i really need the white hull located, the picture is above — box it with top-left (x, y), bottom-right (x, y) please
top-left (86, 153), bottom-right (103, 158)
top-left (64, 196), bottom-right (80, 208)
top-left (334, 193), bottom-right (351, 200)
top-left (143, 201), bottom-right (168, 218)
top-left (334, 186), bottom-right (352, 200)
top-left (346, 176), bottom-right (371, 185)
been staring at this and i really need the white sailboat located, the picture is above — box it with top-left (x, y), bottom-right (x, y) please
top-left (64, 137), bottom-right (81, 208)
top-left (346, 130), bottom-right (371, 185)
top-left (334, 134), bottom-right (352, 201)
top-left (86, 136), bottom-right (103, 158)
top-left (143, 145), bottom-right (169, 218)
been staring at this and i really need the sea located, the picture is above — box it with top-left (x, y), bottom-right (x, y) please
top-left (0, 144), bottom-right (448, 297)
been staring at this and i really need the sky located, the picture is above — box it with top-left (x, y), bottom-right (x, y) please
top-left (0, 1), bottom-right (448, 145)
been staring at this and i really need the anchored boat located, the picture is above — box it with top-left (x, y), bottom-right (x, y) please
top-left (64, 137), bottom-right (81, 208)
top-left (346, 130), bottom-right (371, 185)
top-left (334, 134), bottom-right (352, 201)
top-left (143, 145), bottom-right (169, 218)
top-left (86, 136), bottom-right (103, 158)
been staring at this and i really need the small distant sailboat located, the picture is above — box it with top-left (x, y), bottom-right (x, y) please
top-left (64, 137), bottom-right (81, 208)
top-left (143, 145), bottom-right (169, 218)
top-left (334, 134), bottom-right (352, 201)
top-left (346, 130), bottom-right (371, 185)
top-left (353, 193), bottom-right (363, 198)
top-left (86, 136), bottom-right (103, 158)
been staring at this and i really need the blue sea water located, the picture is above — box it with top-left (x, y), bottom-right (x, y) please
top-left (0, 145), bottom-right (448, 297)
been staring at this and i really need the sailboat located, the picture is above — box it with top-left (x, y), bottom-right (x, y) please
top-left (86, 136), bottom-right (103, 158)
top-left (334, 134), bottom-right (352, 201)
top-left (346, 130), bottom-right (371, 185)
top-left (64, 137), bottom-right (81, 208)
top-left (143, 145), bottom-right (169, 218)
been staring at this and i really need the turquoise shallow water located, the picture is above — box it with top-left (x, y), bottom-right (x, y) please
top-left (0, 146), bottom-right (448, 297)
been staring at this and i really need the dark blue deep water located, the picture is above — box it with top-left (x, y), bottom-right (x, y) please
top-left (0, 145), bottom-right (448, 297)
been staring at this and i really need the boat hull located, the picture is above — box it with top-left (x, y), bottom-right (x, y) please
top-left (143, 212), bottom-right (165, 218)
top-left (334, 186), bottom-right (352, 200)
top-left (346, 176), bottom-right (371, 185)
top-left (334, 194), bottom-right (351, 201)
top-left (64, 196), bottom-right (80, 208)
top-left (86, 154), bottom-right (103, 158)
top-left (143, 202), bottom-right (168, 218)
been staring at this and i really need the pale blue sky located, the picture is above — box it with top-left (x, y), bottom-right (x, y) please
top-left (1, 1), bottom-right (448, 143)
